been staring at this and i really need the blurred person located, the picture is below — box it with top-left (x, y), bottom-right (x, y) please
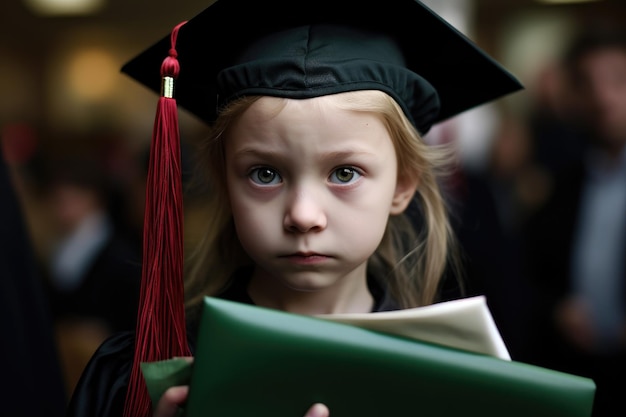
top-left (443, 110), bottom-right (540, 363)
top-left (41, 156), bottom-right (142, 396)
top-left (527, 60), bottom-right (587, 187)
top-left (0, 142), bottom-right (67, 417)
top-left (524, 23), bottom-right (626, 417)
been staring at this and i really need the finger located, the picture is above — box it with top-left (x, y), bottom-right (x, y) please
top-left (153, 386), bottom-right (189, 417)
top-left (304, 403), bottom-right (330, 417)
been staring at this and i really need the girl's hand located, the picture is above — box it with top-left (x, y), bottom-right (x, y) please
top-left (305, 403), bottom-right (330, 417)
top-left (152, 356), bottom-right (194, 417)
top-left (153, 386), bottom-right (189, 417)
top-left (153, 387), bottom-right (329, 417)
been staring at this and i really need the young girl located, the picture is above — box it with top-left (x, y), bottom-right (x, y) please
top-left (162, 89), bottom-right (450, 417)
top-left (66, 0), bottom-right (522, 416)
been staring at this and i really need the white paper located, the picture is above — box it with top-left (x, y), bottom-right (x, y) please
top-left (318, 295), bottom-right (511, 360)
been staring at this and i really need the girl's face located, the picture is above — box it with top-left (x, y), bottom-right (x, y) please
top-left (225, 95), bottom-right (414, 306)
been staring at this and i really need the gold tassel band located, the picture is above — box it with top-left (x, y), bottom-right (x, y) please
top-left (161, 76), bottom-right (175, 98)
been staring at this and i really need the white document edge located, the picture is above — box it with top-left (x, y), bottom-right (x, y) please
top-left (318, 295), bottom-right (511, 361)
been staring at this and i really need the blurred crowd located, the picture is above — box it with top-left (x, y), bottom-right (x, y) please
top-left (2, 14), bottom-right (625, 417)
top-left (445, 20), bottom-right (626, 417)
top-left (2, 132), bottom-right (146, 401)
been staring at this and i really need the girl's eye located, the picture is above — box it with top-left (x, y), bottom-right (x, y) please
top-left (249, 167), bottom-right (282, 185)
top-left (329, 167), bottom-right (361, 184)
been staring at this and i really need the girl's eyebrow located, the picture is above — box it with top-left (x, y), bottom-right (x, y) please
top-left (230, 147), bottom-right (285, 159)
top-left (232, 147), bottom-right (377, 160)
top-left (319, 150), bottom-right (378, 161)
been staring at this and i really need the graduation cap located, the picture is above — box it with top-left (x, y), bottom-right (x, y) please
top-left (123, 0), bottom-right (522, 135)
top-left (120, 1), bottom-right (523, 416)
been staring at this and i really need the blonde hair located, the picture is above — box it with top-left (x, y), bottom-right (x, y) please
top-left (185, 90), bottom-right (460, 315)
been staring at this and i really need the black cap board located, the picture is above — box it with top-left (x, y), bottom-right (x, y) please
top-left (121, 0), bottom-right (523, 134)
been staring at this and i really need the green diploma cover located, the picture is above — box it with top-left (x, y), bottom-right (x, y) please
top-left (144, 296), bottom-right (596, 417)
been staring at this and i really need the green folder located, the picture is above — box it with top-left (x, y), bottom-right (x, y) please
top-left (146, 296), bottom-right (596, 417)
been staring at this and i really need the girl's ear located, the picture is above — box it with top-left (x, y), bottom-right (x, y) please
top-left (390, 174), bottom-right (419, 215)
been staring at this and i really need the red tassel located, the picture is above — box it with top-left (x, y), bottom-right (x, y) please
top-left (124, 21), bottom-right (191, 417)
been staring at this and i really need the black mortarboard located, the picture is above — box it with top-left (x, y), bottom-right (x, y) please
top-left (122, 0), bottom-right (522, 135)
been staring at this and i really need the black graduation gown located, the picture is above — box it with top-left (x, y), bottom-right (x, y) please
top-left (65, 270), bottom-right (399, 417)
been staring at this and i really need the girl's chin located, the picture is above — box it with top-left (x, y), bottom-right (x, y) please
top-left (281, 276), bottom-right (333, 293)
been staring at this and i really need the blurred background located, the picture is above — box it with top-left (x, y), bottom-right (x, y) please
top-left (2, 0), bottom-right (625, 414)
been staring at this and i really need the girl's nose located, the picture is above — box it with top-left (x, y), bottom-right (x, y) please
top-left (283, 188), bottom-right (327, 233)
